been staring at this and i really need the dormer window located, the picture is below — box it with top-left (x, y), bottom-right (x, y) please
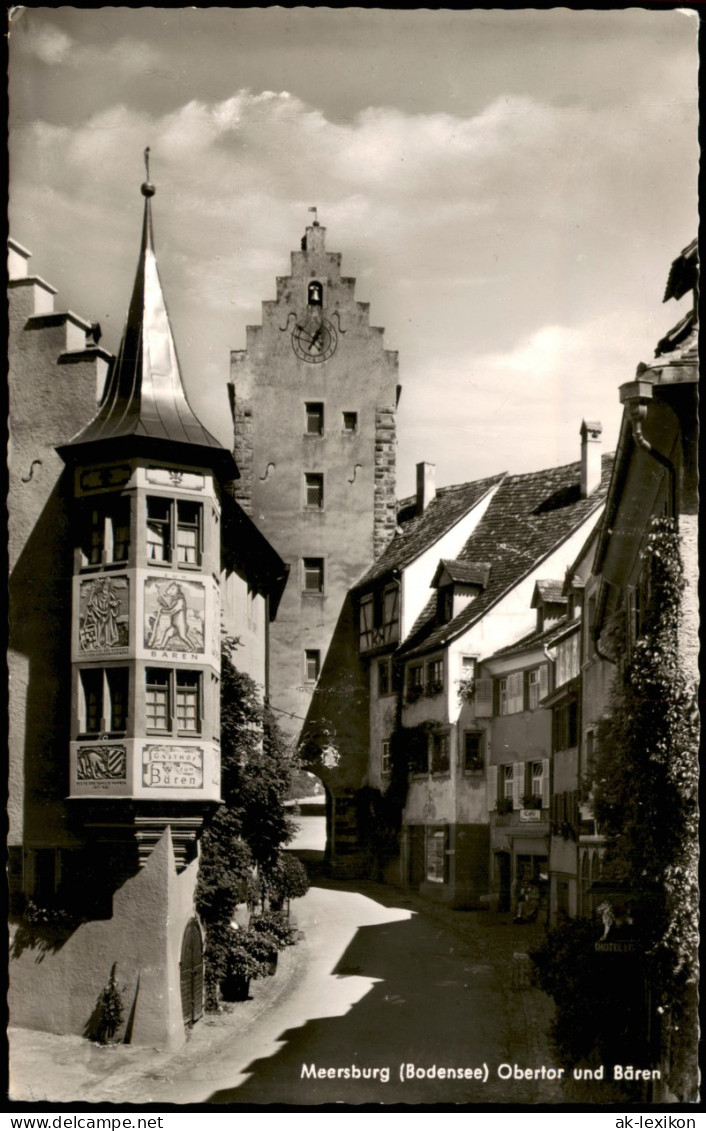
top-left (431, 560), bottom-right (490, 624)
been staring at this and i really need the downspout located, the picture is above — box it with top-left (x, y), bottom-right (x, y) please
top-left (619, 373), bottom-right (678, 527)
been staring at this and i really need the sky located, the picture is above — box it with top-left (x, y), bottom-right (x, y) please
top-left (8, 7), bottom-right (699, 498)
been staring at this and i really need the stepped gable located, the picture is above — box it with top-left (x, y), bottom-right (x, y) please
top-left (356, 473), bottom-right (506, 587)
top-left (400, 453), bottom-right (614, 657)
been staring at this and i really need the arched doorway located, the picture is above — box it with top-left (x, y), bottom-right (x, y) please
top-left (180, 918), bottom-right (204, 1026)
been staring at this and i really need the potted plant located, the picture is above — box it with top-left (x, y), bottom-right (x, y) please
top-left (456, 676), bottom-right (476, 705)
top-left (221, 929), bottom-right (271, 1002)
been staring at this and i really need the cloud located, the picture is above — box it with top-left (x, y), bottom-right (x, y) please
top-left (17, 20), bottom-right (163, 74)
top-left (9, 75), bottom-right (696, 499)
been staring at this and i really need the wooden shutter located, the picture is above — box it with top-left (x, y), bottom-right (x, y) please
top-left (475, 677), bottom-right (494, 717)
top-left (487, 765), bottom-right (498, 810)
top-left (507, 672), bottom-right (524, 713)
top-left (541, 758), bottom-right (550, 808)
top-left (539, 663), bottom-right (549, 700)
top-left (512, 762), bottom-right (523, 809)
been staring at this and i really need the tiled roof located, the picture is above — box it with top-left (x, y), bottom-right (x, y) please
top-left (399, 454), bottom-right (613, 658)
top-left (489, 615), bottom-right (580, 660)
top-left (531, 579), bottom-right (567, 607)
top-left (355, 473), bottom-right (505, 588)
top-left (435, 559), bottom-right (492, 588)
top-left (663, 238), bottom-right (698, 303)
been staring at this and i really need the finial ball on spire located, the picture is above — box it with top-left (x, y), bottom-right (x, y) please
top-left (141, 146), bottom-right (155, 197)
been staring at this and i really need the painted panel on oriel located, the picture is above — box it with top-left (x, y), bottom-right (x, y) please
top-left (142, 744), bottom-right (204, 789)
top-left (144, 577), bottom-right (205, 653)
top-left (76, 744), bottom-right (127, 783)
top-left (79, 576), bottom-right (130, 654)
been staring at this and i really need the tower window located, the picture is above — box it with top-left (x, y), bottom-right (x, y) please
top-left (308, 281), bottom-right (323, 306)
top-left (305, 473), bottom-right (324, 509)
top-left (303, 558), bottom-right (324, 593)
top-left (342, 412), bottom-right (358, 433)
top-left (305, 650), bottom-right (321, 682)
top-left (305, 403), bottom-right (324, 435)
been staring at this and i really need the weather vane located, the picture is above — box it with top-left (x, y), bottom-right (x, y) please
top-left (142, 146), bottom-right (155, 198)
top-left (308, 205), bottom-right (319, 226)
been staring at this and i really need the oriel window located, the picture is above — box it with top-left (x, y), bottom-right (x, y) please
top-left (147, 498), bottom-right (171, 563)
top-left (146, 668), bottom-right (170, 730)
top-left (176, 671), bottom-right (201, 732)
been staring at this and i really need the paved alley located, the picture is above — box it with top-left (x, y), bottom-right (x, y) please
top-left (10, 876), bottom-right (560, 1107)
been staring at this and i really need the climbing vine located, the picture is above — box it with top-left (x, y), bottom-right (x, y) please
top-left (591, 517), bottom-right (699, 1097)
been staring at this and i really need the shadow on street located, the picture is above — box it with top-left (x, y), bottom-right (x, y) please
top-left (208, 881), bottom-right (553, 1106)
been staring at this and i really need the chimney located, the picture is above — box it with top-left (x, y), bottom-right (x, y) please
top-left (416, 462), bottom-right (436, 513)
top-left (580, 420), bottom-right (602, 497)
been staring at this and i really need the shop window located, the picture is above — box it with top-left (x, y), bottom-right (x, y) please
top-left (426, 827), bottom-right (448, 884)
top-left (463, 730), bottom-right (484, 773)
top-left (305, 473), bottom-right (324, 509)
top-left (305, 650), bottom-right (321, 682)
top-left (79, 667), bottom-right (128, 735)
top-left (305, 402), bottom-right (324, 435)
top-left (303, 558), bottom-right (324, 593)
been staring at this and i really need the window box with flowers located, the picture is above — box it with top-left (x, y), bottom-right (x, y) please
top-left (456, 676), bottom-right (476, 705)
top-left (521, 794), bottom-right (543, 811)
top-left (496, 797), bottom-right (513, 816)
top-left (425, 680), bottom-right (444, 698)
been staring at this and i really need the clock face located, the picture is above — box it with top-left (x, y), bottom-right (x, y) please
top-left (292, 316), bottom-right (338, 363)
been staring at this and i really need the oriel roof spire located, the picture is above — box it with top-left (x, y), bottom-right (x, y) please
top-left (59, 150), bottom-right (232, 471)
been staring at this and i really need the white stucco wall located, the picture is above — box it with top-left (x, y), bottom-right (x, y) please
top-left (400, 483), bottom-right (501, 640)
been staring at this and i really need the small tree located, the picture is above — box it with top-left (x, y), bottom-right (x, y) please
top-left (264, 853), bottom-right (309, 917)
top-left (196, 639), bottom-right (297, 1008)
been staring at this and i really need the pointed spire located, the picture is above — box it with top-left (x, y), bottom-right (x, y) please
top-left (59, 151), bottom-right (232, 472)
